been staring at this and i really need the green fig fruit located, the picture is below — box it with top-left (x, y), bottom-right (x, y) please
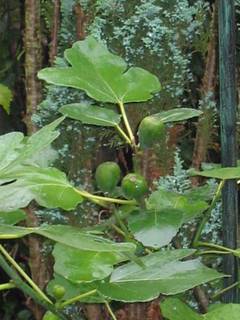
top-left (43, 311), bottom-right (60, 320)
top-left (121, 173), bottom-right (148, 200)
top-left (52, 284), bottom-right (65, 300)
top-left (138, 116), bottom-right (166, 149)
top-left (95, 161), bottom-right (121, 192)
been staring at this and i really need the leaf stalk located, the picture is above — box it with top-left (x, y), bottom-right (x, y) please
top-left (59, 289), bottom-right (97, 308)
top-left (75, 188), bottom-right (136, 206)
top-left (0, 244), bottom-right (52, 304)
top-left (118, 101), bottom-right (137, 149)
top-left (115, 124), bottom-right (132, 145)
top-left (105, 300), bottom-right (117, 320)
top-left (0, 282), bottom-right (16, 291)
top-left (192, 180), bottom-right (224, 247)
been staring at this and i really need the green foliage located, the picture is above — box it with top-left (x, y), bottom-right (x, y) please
top-left (0, 84), bottom-right (12, 113)
top-left (0, 116), bottom-right (65, 175)
top-left (36, 0), bottom-right (211, 236)
top-left (0, 210), bottom-right (26, 225)
top-left (47, 274), bottom-right (103, 303)
top-left (97, 249), bottom-right (223, 302)
top-left (38, 36), bottom-right (161, 104)
top-left (161, 298), bottom-right (200, 320)
top-left (156, 150), bottom-right (191, 193)
top-left (15, 2), bottom-right (237, 318)
top-left (0, 167), bottom-right (84, 211)
top-left (145, 108), bottom-right (203, 123)
top-left (0, 224), bottom-right (135, 253)
top-left (0, 117), bottom-right (84, 211)
top-left (191, 167), bottom-right (240, 180)
top-left (127, 208), bottom-right (183, 248)
top-left (60, 103), bottom-right (121, 127)
top-left (43, 311), bottom-right (60, 320)
top-left (146, 188), bottom-right (208, 223)
top-left (0, 36), bottom-right (229, 317)
top-left (161, 298), bottom-right (240, 320)
top-left (47, 250), bottom-right (223, 304)
top-left (138, 108), bottom-right (202, 149)
top-left (53, 243), bottom-right (127, 282)
top-left (40, 0), bottom-right (54, 32)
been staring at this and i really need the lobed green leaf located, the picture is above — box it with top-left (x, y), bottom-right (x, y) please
top-left (38, 36), bottom-right (161, 104)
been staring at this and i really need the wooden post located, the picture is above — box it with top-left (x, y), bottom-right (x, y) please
top-left (219, 0), bottom-right (239, 302)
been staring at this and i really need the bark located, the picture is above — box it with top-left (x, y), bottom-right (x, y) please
top-left (190, 3), bottom-right (218, 310)
top-left (49, 0), bottom-right (60, 65)
top-left (75, 3), bottom-right (88, 40)
top-left (83, 304), bottom-right (103, 320)
top-left (136, 125), bottom-right (184, 183)
top-left (24, 0), bottom-right (42, 133)
top-left (24, 1), bottom-right (49, 319)
top-left (25, 207), bottom-right (51, 320)
top-left (191, 2), bottom-right (218, 186)
top-left (147, 300), bottom-right (164, 320)
top-left (115, 301), bottom-right (163, 320)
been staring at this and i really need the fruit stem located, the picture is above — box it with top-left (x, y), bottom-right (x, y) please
top-left (75, 188), bottom-right (137, 206)
top-left (113, 209), bottom-right (132, 242)
top-left (111, 224), bottom-right (126, 237)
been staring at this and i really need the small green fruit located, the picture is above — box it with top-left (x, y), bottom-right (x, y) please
top-left (43, 311), bottom-right (60, 320)
top-left (95, 161), bottom-right (121, 192)
top-left (121, 173), bottom-right (148, 200)
top-left (138, 116), bottom-right (166, 149)
top-left (52, 284), bottom-right (65, 300)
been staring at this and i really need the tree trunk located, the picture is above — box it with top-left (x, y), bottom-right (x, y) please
top-left (24, 1), bottom-right (49, 319)
top-left (191, 2), bottom-right (218, 186)
top-left (24, 0), bottom-right (42, 133)
top-left (49, 0), bottom-right (60, 65)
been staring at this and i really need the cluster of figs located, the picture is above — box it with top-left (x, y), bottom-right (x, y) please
top-left (94, 117), bottom-right (167, 198)
top-left (95, 161), bottom-right (148, 200)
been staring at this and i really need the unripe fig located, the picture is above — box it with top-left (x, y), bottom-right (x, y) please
top-left (138, 116), bottom-right (166, 149)
top-left (95, 161), bottom-right (121, 192)
top-left (52, 284), bottom-right (65, 300)
top-left (121, 173), bottom-right (148, 200)
top-left (43, 311), bottom-right (60, 320)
